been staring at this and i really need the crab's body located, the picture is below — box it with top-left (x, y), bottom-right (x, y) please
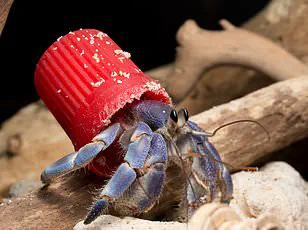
top-left (41, 100), bottom-right (233, 224)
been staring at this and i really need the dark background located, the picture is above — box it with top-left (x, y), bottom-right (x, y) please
top-left (0, 0), bottom-right (269, 123)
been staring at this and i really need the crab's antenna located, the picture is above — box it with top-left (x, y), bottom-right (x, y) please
top-left (191, 119), bottom-right (270, 141)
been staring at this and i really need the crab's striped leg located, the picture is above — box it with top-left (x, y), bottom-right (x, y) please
top-left (187, 120), bottom-right (233, 200)
top-left (41, 123), bottom-right (122, 184)
top-left (84, 124), bottom-right (168, 225)
top-left (186, 120), bottom-right (233, 215)
top-left (187, 135), bottom-right (218, 213)
top-left (203, 140), bottom-right (233, 203)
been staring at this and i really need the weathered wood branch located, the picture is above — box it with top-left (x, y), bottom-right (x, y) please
top-left (148, 0), bottom-right (308, 115)
top-left (191, 77), bottom-right (308, 169)
top-left (163, 19), bottom-right (308, 101)
top-left (1, 76), bottom-right (308, 229)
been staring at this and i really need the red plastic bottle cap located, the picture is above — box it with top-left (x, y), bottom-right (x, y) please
top-left (34, 29), bottom-right (171, 152)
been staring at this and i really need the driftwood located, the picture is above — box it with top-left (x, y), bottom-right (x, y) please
top-left (149, 0), bottom-right (308, 114)
top-left (164, 19), bottom-right (308, 101)
top-left (191, 76), bottom-right (308, 169)
top-left (1, 76), bottom-right (308, 229)
top-left (0, 102), bottom-right (73, 195)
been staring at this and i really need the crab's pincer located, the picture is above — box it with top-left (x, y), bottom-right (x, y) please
top-left (40, 123), bottom-right (122, 184)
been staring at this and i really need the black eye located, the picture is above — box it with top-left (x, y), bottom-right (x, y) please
top-left (183, 108), bottom-right (189, 121)
top-left (170, 110), bottom-right (178, 123)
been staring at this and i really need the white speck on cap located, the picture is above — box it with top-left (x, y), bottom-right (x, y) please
top-left (96, 32), bottom-right (107, 40)
top-left (123, 72), bottom-right (130, 78)
top-left (114, 49), bottom-right (123, 55)
top-left (90, 78), bottom-right (105, 88)
top-left (123, 51), bottom-right (131, 59)
top-left (118, 57), bottom-right (125, 63)
top-left (92, 53), bottom-right (100, 63)
top-left (144, 81), bottom-right (161, 91)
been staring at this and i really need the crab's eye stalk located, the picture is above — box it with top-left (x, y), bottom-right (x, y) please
top-left (170, 110), bottom-right (178, 123)
top-left (178, 108), bottom-right (189, 127)
top-left (183, 108), bottom-right (189, 121)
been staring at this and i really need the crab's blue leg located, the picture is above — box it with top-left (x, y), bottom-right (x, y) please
top-left (204, 141), bottom-right (233, 203)
top-left (190, 136), bottom-right (217, 200)
top-left (186, 135), bottom-right (218, 217)
top-left (186, 121), bottom-right (217, 199)
top-left (84, 162), bottom-right (137, 225)
top-left (84, 125), bottom-right (167, 225)
top-left (188, 121), bottom-right (233, 201)
top-left (186, 174), bottom-right (206, 217)
top-left (41, 123), bottom-right (122, 184)
top-left (186, 120), bottom-right (233, 212)
top-left (131, 133), bottom-right (167, 212)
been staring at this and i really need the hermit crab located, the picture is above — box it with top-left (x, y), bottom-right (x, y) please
top-left (34, 29), bottom-right (233, 225)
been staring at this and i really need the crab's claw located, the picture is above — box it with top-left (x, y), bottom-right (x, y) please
top-left (40, 123), bottom-right (122, 184)
top-left (84, 123), bottom-right (168, 224)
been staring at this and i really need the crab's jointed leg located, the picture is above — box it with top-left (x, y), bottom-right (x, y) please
top-left (41, 123), bottom-right (122, 184)
top-left (204, 141), bottom-right (233, 203)
top-left (186, 121), bottom-right (233, 216)
top-left (84, 123), bottom-right (168, 225)
top-left (187, 135), bottom-right (217, 216)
